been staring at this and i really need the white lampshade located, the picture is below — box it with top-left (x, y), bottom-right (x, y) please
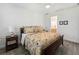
top-left (8, 26), bottom-right (14, 33)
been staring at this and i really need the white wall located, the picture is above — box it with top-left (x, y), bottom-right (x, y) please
top-left (50, 6), bottom-right (79, 43)
top-left (43, 14), bottom-right (51, 31)
top-left (0, 3), bottom-right (79, 48)
top-left (0, 4), bottom-right (44, 48)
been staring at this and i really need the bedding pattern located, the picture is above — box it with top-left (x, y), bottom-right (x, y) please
top-left (24, 32), bottom-right (60, 55)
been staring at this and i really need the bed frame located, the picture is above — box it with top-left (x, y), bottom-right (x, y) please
top-left (20, 27), bottom-right (63, 55)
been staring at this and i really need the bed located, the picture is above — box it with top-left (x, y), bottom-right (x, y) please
top-left (20, 26), bottom-right (63, 55)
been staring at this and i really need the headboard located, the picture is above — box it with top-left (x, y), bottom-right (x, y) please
top-left (20, 27), bottom-right (24, 34)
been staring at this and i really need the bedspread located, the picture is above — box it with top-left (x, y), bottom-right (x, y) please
top-left (25, 32), bottom-right (60, 55)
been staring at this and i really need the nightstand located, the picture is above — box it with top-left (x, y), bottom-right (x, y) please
top-left (6, 35), bottom-right (18, 52)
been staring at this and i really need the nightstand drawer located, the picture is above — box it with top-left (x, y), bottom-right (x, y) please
top-left (6, 36), bottom-right (18, 41)
top-left (7, 40), bottom-right (16, 45)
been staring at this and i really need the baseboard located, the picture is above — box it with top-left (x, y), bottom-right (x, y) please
top-left (64, 39), bottom-right (79, 45)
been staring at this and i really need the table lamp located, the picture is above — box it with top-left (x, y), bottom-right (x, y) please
top-left (8, 26), bottom-right (15, 37)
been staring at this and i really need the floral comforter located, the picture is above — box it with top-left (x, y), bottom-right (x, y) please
top-left (24, 32), bottom-right (60, 55)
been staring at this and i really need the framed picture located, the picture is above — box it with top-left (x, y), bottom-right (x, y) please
top-left (64, 20), bottom-right (68, 25)
top-left (59, 21), bottom-right (63, 25)
top-left (59, 20), bottom-right (68, 25)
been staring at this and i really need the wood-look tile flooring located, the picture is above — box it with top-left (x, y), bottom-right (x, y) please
top-left (0, 40), bottom-right (79, 55)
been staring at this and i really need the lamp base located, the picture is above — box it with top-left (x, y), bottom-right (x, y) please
top-left (10, 32), bottom-right (16, 37)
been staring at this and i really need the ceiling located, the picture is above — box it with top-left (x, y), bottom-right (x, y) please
top-left (8, 3), bottom-right (78, 13)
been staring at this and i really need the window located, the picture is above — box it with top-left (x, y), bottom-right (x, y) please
top-left (50, 16), bottom-right (57, 32)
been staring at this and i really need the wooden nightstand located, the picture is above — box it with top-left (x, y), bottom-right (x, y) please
top-left (6, 35), bottom-right (18, 52)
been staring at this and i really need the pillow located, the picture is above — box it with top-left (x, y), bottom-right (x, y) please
top-left (24, 26), bottom-right (44, 33)
top-left (24, 27), bottom-right (34, 33)
top-left (50, 28), bottom-right (57, 33)
top-left (34, 26), bottom-right (44, 33)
